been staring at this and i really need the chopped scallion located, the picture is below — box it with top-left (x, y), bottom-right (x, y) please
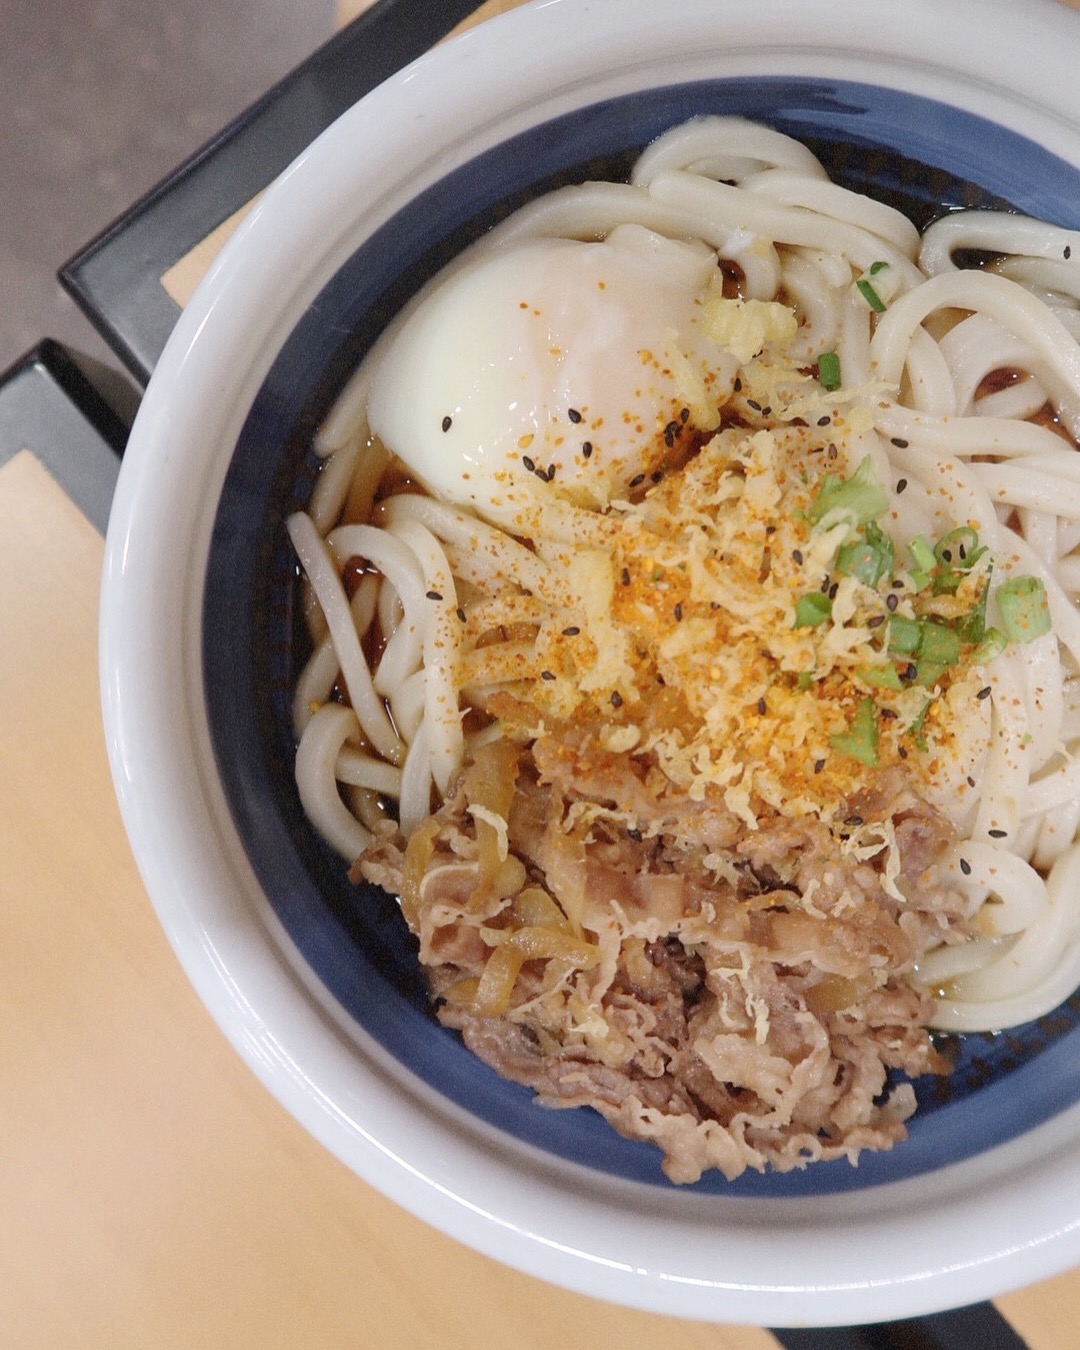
top-left (835, 520), bottom-right (894, 587)
top-left (808, 456), bottom-right (888, 527)
top-left (908, 535), bottom-right (935, 574)
top-left (908, 700), bottom-right (932, 751)
top-left (794, 592), bottom-right (832, 627)
top-left (853, 260), bottom-right (901, 313)
top-left (972, 626), bottom-right (1007, 665)
top-left (817, 351), bottom-right (842, 391)
top-left (997, 575), bottom-right (1052, 643)
top-left (916, 619), bottom-right (962, 670)
top-left (957, 575), bottom-right (991, 645)
top-left (855, 277), bottom-right (887, 312)
top-left (857, 664), bottom-right (903, 691)
top-left (829, 697), bottom-right (879, 767)
top-left (933, 526), bottom-right (985, 571)
top-left (887, 613), bottom-right (921, 654)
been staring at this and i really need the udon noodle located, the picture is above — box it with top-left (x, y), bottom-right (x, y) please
top-left (286, 117), bottom-right (1080, 1180)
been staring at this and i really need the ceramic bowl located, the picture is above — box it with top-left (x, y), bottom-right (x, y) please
top-left (100, 0), bottom-right (1080, 1325)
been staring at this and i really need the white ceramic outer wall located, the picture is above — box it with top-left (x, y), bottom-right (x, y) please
top-left (100, 0), bottom-right (1080, 1326)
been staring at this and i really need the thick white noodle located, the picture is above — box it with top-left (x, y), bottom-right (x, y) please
top-left (383, 515), bottom-right (465, 796)
top-left (286, 511), bottom-right (403, 764)
top-left (919, 209), bottom-right (1080, 277)
top-left (295, 703), bottom-right (373, 860)
top-left (629, 116), bottom-right (830, 185)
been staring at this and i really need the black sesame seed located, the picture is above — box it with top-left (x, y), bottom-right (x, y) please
top-left (959, 857), bottom-right (972, 876)
top-left (817, 415), bottom-right (831, 427)
top-left (540, 669), bottom-right (556, 681)
top-left (757, 696), bottom-right (767, 715)
top-left (680, 407), bottom-right (690, 422)
top-left (610, 690), bottom-right (624, 708)
top-left (977, 685), bottom-right (992, 700)
top-left (896, 478), bottom-right (908, 493)
top-left (867, 614), bottom-right (885, 628)
top-left (967, 776), bottom-right (976, 788)
top-left (456, 607), bottom-right (467, 623)
top-left (941, 549), bottom-right (953, 563)
top-left (674, 602), bottom-right (683, 621)
top-left (629, 473), bottom-right (646, 488)
top-left (521, 454), bottom-right (536, 472)
top-left (546, 463), bottom-right (557, 481)
top-left (425, 590), bottom-right (443, 601)
top-left (581, 441), bottom-right (593, 459)
top-left (651, 470), bottom-right (663, 483)
top-left (747, 399), bottom-right (762, 412)
top-left (627, 827), bottom-right (643, 842)
top-left (886, 592), bottom-right (899, 612)
top-left (441, 415), bottom-right (453, 432)
top-left (897, 745), bottom-right (908, 759)
top-left (567, 407), bottom-right (583, 423)
top-left (621, 567), bottom-right (631, 585)
top-left (890, 437), bottom-right (909, 448)
top-left (814, 759), bottom-right (826, 773)
top-left (828, 581), bottom-right (839, 600)
top-left (989, 828), bottom-right (1007, 839)
top-left (880, 706), bottom-right (898, 719)
top-left (845, 814), bottom-right (864, 827)
top-left (733, 377), bottom-right (743, 392)
top-left (792, 548), bottom-right (804, 565)
top-left (900, 662), bottom-right (918, 682)
top-left (562, 625), bottom-right (581, 636)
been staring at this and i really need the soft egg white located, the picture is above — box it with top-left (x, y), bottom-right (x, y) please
top-left (366, 224), bottom-right (735, 527)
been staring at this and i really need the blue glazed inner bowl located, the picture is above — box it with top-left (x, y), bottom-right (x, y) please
top-left (203, 77), bottom-right (1080, 1197)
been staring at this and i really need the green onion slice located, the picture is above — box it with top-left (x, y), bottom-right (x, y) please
top-left (835, 521), bottom-right (895, 588)
top-left (972, 627), bottom-right (1007, 665)
top-left (808, 456), bottom-right (889, 528)
top-left (857, 664), bottom-right (903, 691)
top-left (794, 592), bottom-right (832, 628)
top-left (855, 277), bottom-right (887, 312)
top-left (997, 575), bottom-right (1052, 643)
top-left (887, 613), bottom-right (921, 654)
top-left (908, 700), bottom-right (932, 751)
top-left (854, 261), bottom-right (901, 313)
top-left (917, 619), bottom-right (962, 670)
top-left (829, 697), bottom-right (879, 767)
top-left (934, 526), bottom-right (985, 571)
top-left (908, 534), bottom-right (935, 578)
top-left (817, 351), bottom-right (842, 391)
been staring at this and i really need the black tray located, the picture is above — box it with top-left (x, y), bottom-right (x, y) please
top-left (0, 340), bottom-right (134, 532)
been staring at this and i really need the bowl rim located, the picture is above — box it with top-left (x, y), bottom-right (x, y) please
top-left (100, 0), bottom-right (1080, 1325)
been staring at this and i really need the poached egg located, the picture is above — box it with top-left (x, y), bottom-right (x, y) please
top-left (366, 224), bottom-right (738, 528)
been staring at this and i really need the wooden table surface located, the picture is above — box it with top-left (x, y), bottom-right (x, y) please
top-left (5, 2), bottom-right (1080, 1346)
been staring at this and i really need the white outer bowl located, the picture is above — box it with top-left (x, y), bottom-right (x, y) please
top-left (101, 0), bottom-right (1080, 1326)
